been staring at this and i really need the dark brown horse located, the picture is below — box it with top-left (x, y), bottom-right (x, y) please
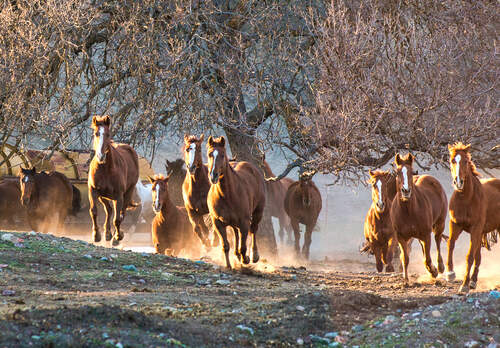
top-left (261, 159), bottom-right (294, 244)
top-left (206, 136), bottom-right (266, 269)
top-left (165, 158), bottom-right (186, 207)
top-left (363, 170), bottom-right (399, 272)
top-left (19, 167), bottom-right (81, 233)
top-left (0, 179), bottom-right (27, 229)
top-left (182, 134), bottom-right (212, 247)
top-left (149, 174), bottom-right (199, 256)
top-left (88, 115), bottom-right (139, 245)
top-left (447, 142), bottom-right (500, 292)
top-left (390, 153), bottom-right (447, 284)
top-left (284, 172), bottom-right (322, 260)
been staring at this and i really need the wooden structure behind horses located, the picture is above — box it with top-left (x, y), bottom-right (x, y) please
top-left (261, 159), bottom-right (294, 244)
top-left (284, 173), bottom-right (322, 260)
top-left (447, 142), bottom-right (500, 292)
top-left (88, 115), bottom-right (139, 245)
top-left (390, 153), bottom-right (447, 284)
top-left (18, 167), bottom-right (81, 233)
top-left (150, 174), bottom-right (199, 256)
top-left (206, 136), bottom-right (266, 269)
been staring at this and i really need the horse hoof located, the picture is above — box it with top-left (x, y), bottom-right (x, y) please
top-left (241, 255), bottom-right (250, 265)
top-left (445, 271), bottom-right (456, 282)
top-left (458, 284), bottom-right (469, 293)
top-left (430, 268), bottom-right (438, 279)
top-left (470, 281), bottom-right (477, 289)
top-left (385, 265), bottom-right (395, 273)
top-left (252, 251), bottom-right (260, 263)
top-left (112, 238), bottom-right (120, 247)
top-left (92, 232), bottom-right (101, 243)
top-left (438, 262), bottom-right (445, 274)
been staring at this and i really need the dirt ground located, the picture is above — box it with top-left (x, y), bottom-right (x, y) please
top-left (0, 230), bottom-right (499, 348)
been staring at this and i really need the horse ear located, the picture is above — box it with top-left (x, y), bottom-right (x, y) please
top-left (91, 115), bottom-right (98, 128)
top-left (199, 133), bottom-right (204, 142)
top-left (184, 134), bottom-right (190, 143)
top-left (407, 153), bottom-right (414, 164)
top-left (394, 153), bottom-right (402, 166)
top-left (207, 135), bottom-right (214, 147)
top-left (147, 176), bottom-right (154, 184)
top-left (464, 144), bottom-right (471, 151)
top-left (368, 169), bottom-right (374, 177)
top-left (447, 143), bottom-right (453, 152)
top-left (102, 115), bottom-right (111, 126)
top-left (219, 136), bottom-right (225, 147)
top-left (31, 166), bottom-right (37, 173)
top-left (166, 159), bottom-right (171, 165)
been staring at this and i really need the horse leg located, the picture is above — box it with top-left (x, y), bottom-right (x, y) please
top-left (470, 242), bottom-right (482, 289)
top-left (384, 237), bottom-right (396, 273)
top-left (213, 218), bottom-right (231, 269)
top-left (398, 238), bottom-right (410, 284)
top-left (233, 227), bottom-right (242, 260)
top-left (433, 221), bottom-right (446, 274)
top-left (99, 197), bottom-right (113, 241)
top-left (421, 234), bottom-right (438, 279)
top-left (446, 221), bottom-right (462, 281)
top-left (291, 218), bottom-right (301, 257)
top-left (302, 223), bottom-right (314, 260)
top-left (459, 226), bottom-right (482, 293)
top-left (188, 212), bottom-right (210, 247)
top-left (239, 223), bottom-right (250, 265)
top-left (250, 204), bottom-right (264, 263)
top-left (89, 188), bottom-right (101, 242)
top-left (112, 197), bottom-right (124, 246)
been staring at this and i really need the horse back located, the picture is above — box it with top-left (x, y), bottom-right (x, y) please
top-left (414, 175), bottom-right (447, 225)
top-left (231, 161), bottom-right (266, 208)
top-left (113, 142), bottom-right (139, 187)
top-left (480, 178), bottom-right (500, 232)
top-left (284, 181), bottom-right (322, 225)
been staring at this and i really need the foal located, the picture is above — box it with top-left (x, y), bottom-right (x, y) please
top-left (150, 175), bottom-right (196, 256)
top-left (447, 142), bottom-right (500, 292)
top-left (206, 136), bottom-right (266, 269)
top-left (284, 172), bottom-right (322, 260)
top-left (390, 153), bottom-right (447, 284)
top-left (88, 115), bottom-right (139, 245)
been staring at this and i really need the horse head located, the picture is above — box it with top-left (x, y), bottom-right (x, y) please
top-left (368, 169), bottom-right (392, 213)
top-left (394, 153), bottom-right (415, 201)
top-left (207, 135), bottom-right (227, 185)
top-left (19, 166), bottom-right (37, 206)
top-left (148, 174), bottom-right (171, 214)
top-left (183, 134), bottom-right (204, 175)
top-left (448, 142), bottom-right (477, 192)
top-left (166, 158), bottom-right (186, 176)
top-left (298, 170), bottom-right (316, 207)
top-left (91, 115), bottom-right (112, 164)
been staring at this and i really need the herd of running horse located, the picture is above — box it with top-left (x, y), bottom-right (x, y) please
top-left (1, 115), bottom-right (499, 293)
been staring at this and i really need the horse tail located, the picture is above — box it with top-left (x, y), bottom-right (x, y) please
top-left (71, 185), bottom-right (82, 216)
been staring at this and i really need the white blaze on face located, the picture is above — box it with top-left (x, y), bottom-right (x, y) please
top-left (402, 167), bottom-right (409, 191)
top-left (376, 179), bottom-right (383, 204)
top-left (454, 154), bottom-right (461, 181)
top-left (210, 150), bottom-right (218, 178)
top-left (154, 183), bottom-right (160, 211)
top-left (24, 176), bottom-right (29, 183)
top-left (96, 126), bottom-right (105, 160)
top-left (187, 143), bottom-right (196, 168)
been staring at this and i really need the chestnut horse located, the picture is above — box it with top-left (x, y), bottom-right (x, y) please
top-left (363, 170), bottom-right (399, 272)
top-left (284, 173), bottom-right (322, 260)
top-left (149, 174), bottom-right (199, 256)
top-left (19, 167), bottom-right (81, 233)
top-left (165, 158), bottom-right (186, 207)
top-left (182, 134), bottom-right (212, 247)
top-left (0, 179), bottom-right (26, 229)
top-left (206, 136), bottom-right (266, 269)
top-left (447, 142), bottom-right (500, 292)
top-left (88, 115), bottom-right (139, 245)
top-left (390, 153), bottom-right (447, 284)
top-left (261, 159), bottom-right (294, 244)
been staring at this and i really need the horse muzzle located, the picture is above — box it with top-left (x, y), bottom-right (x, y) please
top-left (376, 201), bottom-right (385, 212)
top-left (453, 177), bottom-right (464, 191)
top-left (400, 188), bottom-right (411, 200)
top-left (210, 173), bottom-right (219, 185)
top-left (153, 203), bottom-right (162, 214)
top-left (96, 153), bottom-right (107, 164)
top-left (20, 197), bottom-right (29, 207)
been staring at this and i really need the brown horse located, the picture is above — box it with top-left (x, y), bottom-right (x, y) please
top-left (88, 115), bottom-right (139, 245)
top-left (284, 172), bottom-right (322, 260)
top-left (182, 134), bottom-right (212, 247)
top-left (165, 158), bottom-right (186, 207)
top-left (261, 159), bottom-right (294, 244)
top-left (149, 174), bottom-right (199, 256)
top-left (19, 167), bottom-right (81, 233)
top-left (0, 179), bottom-right (27, 229)
top-left (447, 142), bottom-right (500, 292)
top-left (206, 136), bottom-right (266, 269)
top-left (363, 170), bottom-right (399, 272)
top-left (390, 153), bottom-right (447, 284)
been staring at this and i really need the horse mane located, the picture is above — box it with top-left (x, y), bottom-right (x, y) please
top-left (449, 142), bottom-right (481, 177)
top-left (368, 169), bottom-right (391, 183)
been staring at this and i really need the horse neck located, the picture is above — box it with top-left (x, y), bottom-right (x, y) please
top-left (215, 158), bottom-right (236, 195)
top-left (188, 163), bottom-right (209, 187)
top-left (386, 174), bottom-right (398, 202)
top-left (458, 168), bottom-right (481, 201)
top-left (160, 195), bottom-right (177, 218)
top-left (94, 141), bottom-right (117, 169)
